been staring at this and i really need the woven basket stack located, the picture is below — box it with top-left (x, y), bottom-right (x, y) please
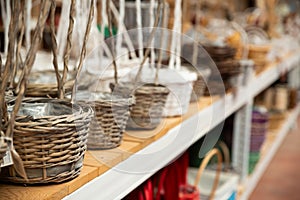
top-left (248, 44), bottom-right (271, 74)
top-left (203, 44), bottom-right (242, 95)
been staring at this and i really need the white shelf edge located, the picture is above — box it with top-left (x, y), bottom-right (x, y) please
top-left (240, 103), bottom-right (300, 200)
top-left (63, 54), bottom-right (300, 200)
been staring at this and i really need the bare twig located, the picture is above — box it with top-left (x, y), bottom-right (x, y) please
top-left (106, 0), bottom-right (118, 84)
top-left (0, 0), bottom-right (19, 130)
top-left (50, 0), bottom-right (62, 98)
top-left (10, 0), bottom-right (25, 88)
top-left (71, 0), bottom-right (94, 103)
top-left (8, 0), bottom-right (51, 135)
top-left (155, 0), bottom-right (166, 85)
top-left (135, 0), bottom-right (162, 83)
top-left (61, 0), bottom-right (76, 99)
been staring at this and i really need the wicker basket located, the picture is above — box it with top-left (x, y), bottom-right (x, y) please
top-left (26, 70), bottom-right (75, 98)
top-left (248, 44), bottom-right (271, 74)
top-left (111, 83), bottom-right (169, 130)
top-left (76, 92), bottom-right (134, 150)
top-left (0, 98), bottom-right (93, 184)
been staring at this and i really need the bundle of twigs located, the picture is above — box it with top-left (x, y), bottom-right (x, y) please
top-left (0, 0), bottom-right (95, 183)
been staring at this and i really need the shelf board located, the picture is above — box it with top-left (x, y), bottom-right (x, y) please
top-left (240, 103), bottom-right (300, 200)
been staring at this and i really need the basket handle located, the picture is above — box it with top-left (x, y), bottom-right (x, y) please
top-left (193, 148), bottom-right (222, 200)
top-left (217, 141), bottom-right (231, 171)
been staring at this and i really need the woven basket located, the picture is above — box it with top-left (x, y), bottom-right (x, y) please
top-left (0, 98), bottom-right (93, 184)
top-left (179, 65), bottom-right (211, 103)
top-left (26, 70), bottom-right (75, 98)
top-left (248, 44), bottom-right (271, 74)
top-left (76, 92), bottom-right (134, 150)
top-left (111, 83), bottom-right (169, 130)
top-left (163, 80), bottom-right (195, 117)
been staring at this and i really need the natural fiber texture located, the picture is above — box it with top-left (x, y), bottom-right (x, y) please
top-left (0, 98), bottom-right (93, 184)
top-left (87, 97), bottom-right (133, 149)
top-left (190, 75), bottom-right (206, 102)
top-left (112, 83), bottom-right (169, 130)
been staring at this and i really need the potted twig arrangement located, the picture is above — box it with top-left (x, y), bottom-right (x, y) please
top-left (73, 0), bottom-right (135, 150)
top-left (110, 0), bottom-right (170, 130)
top-left (0, 0), bottom-right (94, 184)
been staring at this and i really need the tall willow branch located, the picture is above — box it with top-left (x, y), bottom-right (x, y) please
top-left (7, 0), bottom-right (51, 138)
top-left (71, 0), bottom-right (94, 103)
top-left (0, 0), bottom-right (19, 130)
top-left (106, 0), bottom-right (118, 84)
top-left (10, 0), bottom-right (25, 88)
top-left (50, 0), bottom-right (62, 98)
top-left (135, 0), bottom-right (162, 83)
top-left (61, 0), bottom-right (76, 99)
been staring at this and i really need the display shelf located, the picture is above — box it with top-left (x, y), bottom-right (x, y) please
top-left (240, 103), bottom-right (300, 200)
top-left (63, 54), bottom-right (299, 200)
top-left (0, 53), bottom-right (299, 200)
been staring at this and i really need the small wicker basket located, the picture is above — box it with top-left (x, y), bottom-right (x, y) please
top-left (76, 92), bottom-right (134, 150)
top-left (111, 83), bottom-right (169, 130)
top-left (0, 98), bottom-right (93, 184)
top-left (26, 70), bottom-right (75, 98)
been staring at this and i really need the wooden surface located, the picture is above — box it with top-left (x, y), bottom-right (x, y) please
top-left (0, 95), bottom-right (216, 200)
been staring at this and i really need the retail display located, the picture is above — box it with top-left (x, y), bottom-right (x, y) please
top-left (0, 0), bottom-right (299, 199)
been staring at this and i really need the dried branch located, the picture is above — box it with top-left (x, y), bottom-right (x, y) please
top-left (106, 0), bottom-right (118, 84)
top-left (50, 0), bottom-right (62, 98)
top-left (155, 0), bottom-right (166, 84)
top-left (7, 0), bottom-right (51, 138)
top-left (61, 0), bottom-right (76, 99)
top-left (135, 0), bottom-right (162, 83)
top-left (71, 0), bottom-right (94, 103)
top-left (10, 0), bottom-right (25, 88)
top-left (0, 0), bottom-right (19, 130)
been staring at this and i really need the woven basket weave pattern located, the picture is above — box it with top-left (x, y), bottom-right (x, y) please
top-left (190, 76), bottom-right (206, 102)
top-left (26, 81), bottom-right (74, 98)
top-left (1, 99), bottom-right (93, 184)
top-left (88, 100), bottom-right (131, 149)
top-left (113, 84), bottom-right (169, 130)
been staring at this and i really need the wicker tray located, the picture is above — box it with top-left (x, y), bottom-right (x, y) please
top-left (0, 98), bottom-right (93, 184)
top-left (111, 83), bottom-right (169, 130)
